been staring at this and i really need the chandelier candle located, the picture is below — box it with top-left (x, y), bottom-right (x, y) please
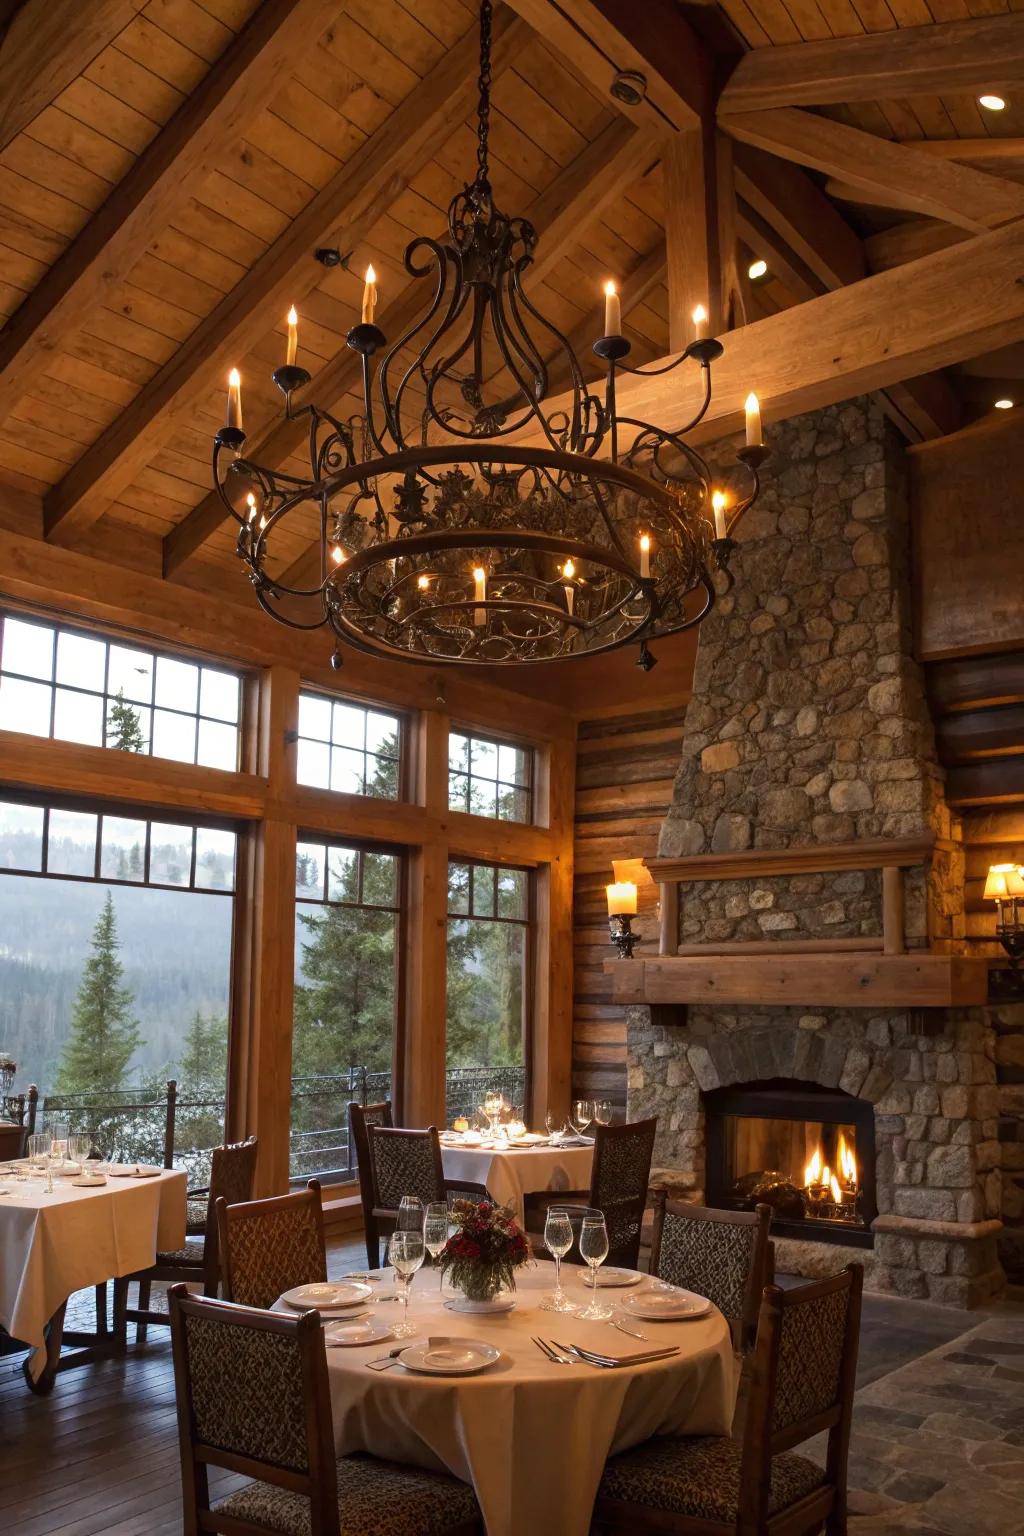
top-left (745, 391), bottom-right (763, 448)
top-left (286, 306), bottom-right (298, 367)
top-left (209, 0), bottom-right (767, 668)
top-left (712, 490), bottom-right (727, 539)
top-left (225, 369), bottom-right (242, 431)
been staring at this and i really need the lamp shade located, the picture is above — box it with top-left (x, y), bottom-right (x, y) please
top-left (985, 863), bottom-right (1024, 899)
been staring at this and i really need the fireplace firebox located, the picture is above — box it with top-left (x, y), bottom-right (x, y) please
top-left (704, 1080), bottom-right (876, 1248)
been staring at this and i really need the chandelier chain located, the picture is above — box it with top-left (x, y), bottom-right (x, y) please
top-left (475, 0), bottom-right (493, 188)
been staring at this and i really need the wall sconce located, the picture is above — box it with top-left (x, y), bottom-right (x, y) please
top-left (607, 879), bottom-right (640, 959)
top-left (985, 863), bottom-right (1024, 998)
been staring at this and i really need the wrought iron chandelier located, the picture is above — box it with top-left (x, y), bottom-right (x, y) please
top-left (212, 0), bottom-right (767, 669)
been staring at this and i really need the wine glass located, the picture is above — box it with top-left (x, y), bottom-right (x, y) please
top-left (544, 1112), bottom-right (566, 1144)
top-left (388, 1229), bottom-right (425, 1337)
top-left (592, 1100), bottom-right (613, 1127)
top-left (540, 1207), bottom-right (577, 1313)
top-left (577, 1213), bottom-right (612, 1320)
top-left (397, 1195), bottom-right (424, 1233)
top-left (570, 1100), bottom-right (593, 1137)
top-left (424, 1202), bottom-right (449, 1291)
top-left (69, 1135), bottom-right (91, 1171)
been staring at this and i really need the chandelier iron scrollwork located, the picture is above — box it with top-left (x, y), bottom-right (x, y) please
top-left (212, 0), bottom-right (768, 669)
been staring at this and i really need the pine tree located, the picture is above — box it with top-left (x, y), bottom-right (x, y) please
top-left (54, 892), bottom-right (142, 1093)
top-left (178, 1011), bottom-right (228, 1097)
top-left (107, 689), bottom-right (146, 752)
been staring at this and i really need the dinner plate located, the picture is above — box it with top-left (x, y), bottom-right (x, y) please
top-left (108, 1165), bottom-right (162, 1178)
top-left (619, 1287), bottom-right (712, 1321)
top-left (72, 1175), bottom-right (107, 1187)
top-left (399, 1337), bottom-right (501, 1375)
top-left (579, 1267), bottom-right (644, 1289)
top-left (280, 1281), bottom-right (372, 1312)
top-left (325, 1315), bottom-right (393, 1347)
top-left (444, 1292), bottom-right (516, 1315)
top-left (506, 1134), bottom-right (548, 1148)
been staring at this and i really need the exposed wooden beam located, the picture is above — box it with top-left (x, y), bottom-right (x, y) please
top-left (514, 219), bottom-right (1024, 449)
top-left (502, 0), bottom-right (708, 132)
top-left (0, 0), bottom-right (341, 431)
top-left (43, 7), bottom-right (531, 547)
top-left (0, 0), bottom-right (142, 151)
top-left (733, 142), bottom-right (864, 291)
top-left (901, 138), bottom-right (1024, 169)
top-left (881, 374), bottom-right (963, 444)
top-left (722, 109), bottom-right (1024, 234)
top-left (168, 118), bottom-right (655, 581)
top-left (719, 14), bottom-right (1024, 114)
top-left (664, 127), bottom-right (743, 345)
top-left (549, 238), bottom-right (666, 393)
top-left (958, 344), bottom-right (1024, 380)
top-left (864, 219), bottom-right (969, 274)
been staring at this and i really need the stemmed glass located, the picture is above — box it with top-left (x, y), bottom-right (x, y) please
top-left (592, 1100), bottom-right (613, 1128)
top-left (577, 1213), bottom-right (612, 1321)
top-left (544, 1112), bottom-right (566, 1144)
top-left (397, 1195), bottom-right (424, 1233)
top-left (540, 1207), bottom-right (577, 1313)
top-left (424, 1202), bottom-right (449, 1291)
top-left (570, 1100), bottom-right (593, 1137)
top-left (388, 1229), bottom-right (425, 1338)
top-left (69, 1135), bottom-right (91, 1171)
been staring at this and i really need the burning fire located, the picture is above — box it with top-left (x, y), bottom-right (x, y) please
top-left (803, 1133), bottom-right (858, 1200)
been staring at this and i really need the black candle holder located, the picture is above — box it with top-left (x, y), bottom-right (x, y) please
top-left (609, 913), bottom-right (641, 959)
top-left (272, 364), bottom-right (312, 397)
top-left (593, 334), bottom-right (632, 363)
top-left (687, 337), bottom-right (724, 367)
top-left (736, 442), bottom-right (770, 472)
top-left (346, 322), bottom-right (386, 355)
top-left (215, 425), bottom-right (246, 452)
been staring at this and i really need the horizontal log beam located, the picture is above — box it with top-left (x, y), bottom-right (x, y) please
top-left (647, 835), bottom-right (934, 883)
top-left (936, 704), bottom-right (1024, 762)
top-left (604, 953), bottom-right (990, 1008)
top-left (719, 14), bottom-right (1024, 114)
top-left (946, 759), bottom-right (1024, 807)
top-left (928, 651), bottom-right (1024, 713)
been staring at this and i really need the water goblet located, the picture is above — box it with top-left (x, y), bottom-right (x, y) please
top-left (577, 1213), bottom-right (612, 1320)
top-left (27, 1133), bottom-right (48, 1171)
top-left (424, 1202), bottom-right (449, 1292)
top-left (397, 1195), bottom-right (425, 1233)
top-left (544, 1112), bottom-right (566, 1143)
top-left (388, 1230), bottom-right (425, 1338)
top-left (69, 1135), bottom-right (91, 1171)
top-left (592, 1100), bottom-right (613, 1127)
top-left (570, 1100), bottom-right (593, 1136)
top-left (540, 1207), bottom-right (577, 1313)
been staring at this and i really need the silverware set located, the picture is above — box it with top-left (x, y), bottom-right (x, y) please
top-left (531, 1337), bottom-right (679, 1369)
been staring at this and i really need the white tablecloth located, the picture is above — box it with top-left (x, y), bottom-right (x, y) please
top-left (441, 1141), bottom-right (594, 1222)
top-left (319, 1264), bottom-right (736, 1536)
top-left (0, 1167), bottom-right (186, 1379)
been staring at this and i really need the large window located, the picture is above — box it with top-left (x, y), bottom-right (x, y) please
top-left (0, 612), bottom-right (241, 770)
top-left (296, 690), bottom-right (403, 799)
top-left (446, 860), bottom-right (530, 1122)
top-left (0, 797), bottom-right (236, 1181)
top-left (448, 729), bottom-right (532, 822)
top-left (291, 838), bottom-right (402, 1183)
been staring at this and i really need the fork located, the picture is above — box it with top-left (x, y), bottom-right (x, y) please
top-left (532, 1336), bottom-right (574, 1365)
top-left (365, 1346), bottom-right (408, 1371)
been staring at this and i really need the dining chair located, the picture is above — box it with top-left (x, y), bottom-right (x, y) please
top-left (114, 1137), bottom-right (258, 1344)
top-left (349, 1099), bottom-right (393, 1268)
top-left (525, 1117), bottom-right (658, 1269)
top-left (217, 1180), bottom-right (328, 1310)
top-left (649, 1194), bottom-right (773, 1353)
top-left (368, 1125), bottom-right (489, 1249)
top-left (168, 1285), bottom-right (483, 1536)
top-left (592, 1263), bottom-right (864, 1536)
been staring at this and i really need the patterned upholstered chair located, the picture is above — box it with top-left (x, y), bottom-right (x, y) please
top-left (114, 1137), bottom-right (258, 1343)
top-left (168, 1286), bottom-right (483, 1536)
top-left (368, 1126), bottom-right (489, 1252)
top-left (649, 1195), bottom-right (773, 1352)
top-left (525, 1117), bottom-right (658, 1269)
top-left (593, 1264), bottom-right (864, 1536)
top-left (217, 1180), bottom-right (328, 1310)
top-left (349, 1100), bottom-right (393, 1268)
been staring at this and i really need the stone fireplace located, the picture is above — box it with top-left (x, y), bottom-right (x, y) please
top-left (627, 398), bottom-right (1004, 1307)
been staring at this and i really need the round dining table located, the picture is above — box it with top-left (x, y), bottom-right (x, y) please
top-left (295, 1263), bottom-right (737, 1536)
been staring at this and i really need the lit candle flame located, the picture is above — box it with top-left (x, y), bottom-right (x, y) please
top-left (287, 306), bottom-right (298, 327)
top-left (245, 491), bottom-right (257, 521)
top-left (711, 489), bottom-right (727, 539)
top-left (417, 574), bottom-right (430, 590)
top-left (563, 558), bottom-right (575, 580)
top-left (331, 545), bottom-right (344, 566)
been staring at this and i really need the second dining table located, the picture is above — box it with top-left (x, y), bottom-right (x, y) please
top-left (289, 1263), bottom-right (737, 1536)
top-left (439, 1133), bottom-right (594, 1222)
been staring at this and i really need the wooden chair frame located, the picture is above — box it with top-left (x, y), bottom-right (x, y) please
top-left (527, 1117), bottom-right (659, 1270)
top-left (649, 1194), bottom-right (774, 1352)
top-left (368, 1125), bottom-right (488, 1246)
top-left (216, 1180), bottom-right (327, 1307)
top-left (349, 1099), bottom-right (394, 1269)
top-left (593, 1264), bottom-right (864, 1536)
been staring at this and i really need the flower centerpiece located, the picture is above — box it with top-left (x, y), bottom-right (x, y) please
top-left (439, 1199), bottom-right (531, 1303)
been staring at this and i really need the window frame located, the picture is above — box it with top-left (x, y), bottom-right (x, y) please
top-left (294, 685), bottom-right (409, 803)
top-left (447, 724), bottom-right (535, 825)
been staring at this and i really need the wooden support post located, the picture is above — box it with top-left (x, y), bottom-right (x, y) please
top-left (882, 865), bottom-right (906, 955)
top-left (402, 709), bottom-right (449, 1129)
top-left (659, 881), bottom-right (679, 956)
top-left (665, 126), bottom-right (726, 347)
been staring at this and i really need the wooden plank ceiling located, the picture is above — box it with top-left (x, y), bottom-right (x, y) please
top-left (0, 0), bottom-right (1021, 679)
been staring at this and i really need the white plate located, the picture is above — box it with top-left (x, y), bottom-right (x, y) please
top-left (280, 1281), bottom-right (373, 1311)
top-left (579, 1267), bottom-right (644, 1289)
top-left (619, 1287), bottom-right (712, 1321)
top-left (107, 1165), bottom-right (162, 1178)
top-left (325, 1315), bottom-right (393, 1347)
top-left (399, 1338), bottom-right (501, 1375)
top-left (444, 1292), bottom-right (516, 1315)
top-left (71, 1175), bottom-right (107, 1187)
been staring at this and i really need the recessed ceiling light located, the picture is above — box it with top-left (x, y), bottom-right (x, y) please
top-left (979, 93), bottom-right (1007, 111)
top-left (994, 397), bottom-right (1015, 409)
top-left (747, 258), bottom-right (768, 281)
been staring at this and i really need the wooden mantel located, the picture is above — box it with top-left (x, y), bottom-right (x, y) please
top-left (603, 952), bottom-right (990, 1009)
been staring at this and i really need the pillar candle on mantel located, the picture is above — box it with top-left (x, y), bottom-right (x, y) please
top-left (745, 391), bottom-right (762, 447)
top-left (603, 280), bottom-right (622, 337)
top-left (606, 881), bottom-right (637, 916)
top-left (226, 368), bottom-right (242, 431)
top-left (362, 265), bottom-right (378, 326)
top-left (286, 306), bottom-right (298, 366)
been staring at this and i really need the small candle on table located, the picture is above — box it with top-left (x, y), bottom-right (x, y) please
top-left (362, 264), bottom-right (378, 326)
top-left (745, 391), bottom-right (762, 448)
top-left (603, 280), bottom-right (621, 337)
top-left (639, 533), bottom-right (651, 579)
top-left (692, 304), bottom-right (708, 342)
top-left (226, 368), bottom-right (242, 431)
top-left (712, 489), bottom-right (727, 539)
top-left (473, 564), bottom-right (487, 626)
top-left (606, 881), bottom-right (638, 916)
top-left (286, 305), bottom-right (298, 367)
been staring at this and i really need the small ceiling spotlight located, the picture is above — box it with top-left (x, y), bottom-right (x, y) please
top-left (747, 258), bottom-right (768, 281)
top-left (994, 397), bottom-right (1015, 410)
top-left (978, 93), bottom-right (1007, 111)
top-left (610, 69), bottom-right (646, 107)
